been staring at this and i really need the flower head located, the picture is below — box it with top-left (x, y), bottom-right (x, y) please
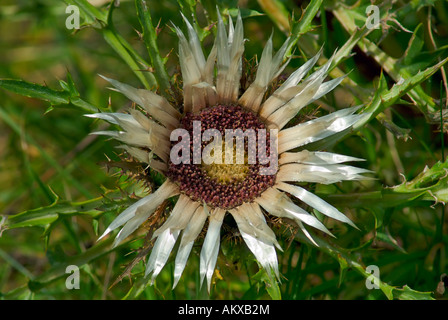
top-left (88, 10), bottom-right (370, 291)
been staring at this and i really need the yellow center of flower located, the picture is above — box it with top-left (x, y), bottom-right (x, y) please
top-left (168, 105), bottom-right (277, 209)
top-left (202, 142), bottom-right (249, 184)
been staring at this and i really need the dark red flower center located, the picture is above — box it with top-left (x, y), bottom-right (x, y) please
top-left (167, 105), bottom-right (277, 209)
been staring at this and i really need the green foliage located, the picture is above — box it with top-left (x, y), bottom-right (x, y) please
top-left (0, 75), bottom-right (100, 113)
top-left (0, 0), bottom-right (447, 300)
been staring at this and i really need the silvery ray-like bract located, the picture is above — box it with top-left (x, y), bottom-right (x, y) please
top-left (87, 10), bottom-right (371, 291)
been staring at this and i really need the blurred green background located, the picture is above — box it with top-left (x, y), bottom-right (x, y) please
top-left (0, 0), bottom-right (447, 300)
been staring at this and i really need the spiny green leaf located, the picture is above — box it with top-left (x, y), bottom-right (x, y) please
top-left (393, 159), bottom-right (448, 191)
top-left (288, 0), bottom-right (323, 54)
top-left (381, 58), bottom-right (448, 107)
top-left (359, 57), bottom-right (448, 127)
top-left (0, 77), bottom-right (99, 113)
top-left (392, 159), bottom-right (448, 204)
top-left (393, 285), bottom-right (435, 300)
top-left (7, 193), bottom-right (132, 229)
top-left (0, 79), bottom-right (70, 105)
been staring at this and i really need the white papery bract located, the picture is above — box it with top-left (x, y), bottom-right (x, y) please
top-left (89, 10), bottom-right (370, 292)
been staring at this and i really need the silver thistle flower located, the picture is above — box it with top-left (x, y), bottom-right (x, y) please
top-left (88, 10), bottom-right (371, 291)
